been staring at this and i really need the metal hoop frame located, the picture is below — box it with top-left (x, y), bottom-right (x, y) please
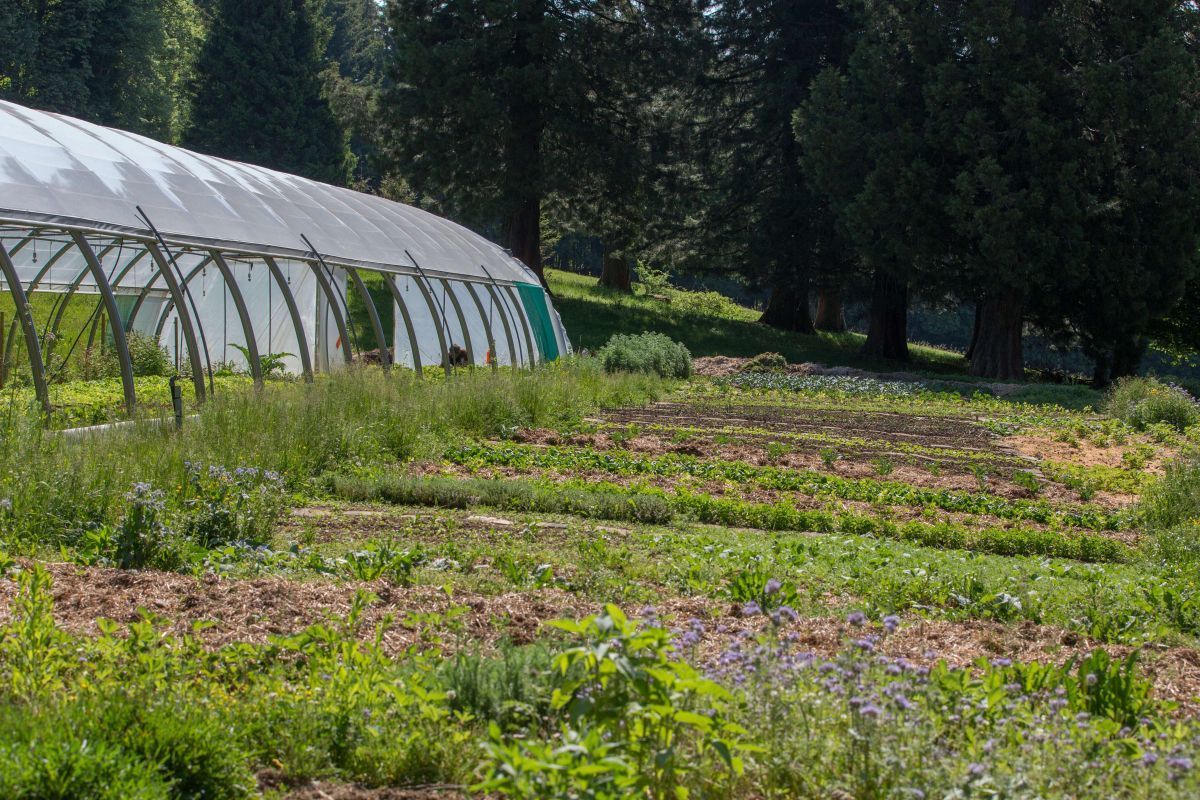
top-left (0, 220), bottom-right (558, 418)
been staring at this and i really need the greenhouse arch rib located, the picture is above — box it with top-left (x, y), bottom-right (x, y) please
top-left (0, 100), bottom-right (570, 417)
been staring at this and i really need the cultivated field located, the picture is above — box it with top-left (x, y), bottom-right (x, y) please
top-left (2, 356), bottom-right (1199, 798)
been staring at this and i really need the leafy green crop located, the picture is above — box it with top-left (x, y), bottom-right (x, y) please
top-left (447, 443), bottom-right (1131, 531)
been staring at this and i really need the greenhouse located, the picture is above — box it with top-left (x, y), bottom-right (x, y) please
top-left (0, 100), bottom-right (569, 415)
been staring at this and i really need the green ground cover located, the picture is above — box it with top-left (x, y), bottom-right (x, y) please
top-left (2, 343), bottom-right (1200, 797)
top-left (548, 269), bottom-right (969, 372)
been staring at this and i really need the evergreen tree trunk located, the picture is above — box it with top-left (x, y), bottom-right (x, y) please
top-left (813, 287), bottom-right (846, 332)
top-left (760, 283), bottom-right (815, 334)
top-left (860, 269), bottom-right (908, 360)
top-left (965, 300), bottom-right (982, 361)
top-left (969, 289), bottom-right (1024, 380)
top-left (1111, 336), bottom-right (1147, 380)
top-left (503, 196), bottom-right (543, 285)
top-left (598, 253), bottom-right (632, 292)
top-left (1092, 351), bottom-right (1112, 389)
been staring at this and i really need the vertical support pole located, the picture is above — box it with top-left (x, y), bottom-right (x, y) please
top-left (262, 257), bottom-right (313, 382)
top-left (438, 279), bottom-right (476, 365)
top-left (209, 251), bottom-right (263, 386)
top-left (347, 267), bottom-right (391, 372)
top-left (411, 274), bottom-right (450, 377)
top-left (146, 243), bottom-right (208, 401)
top-left (482, 283), bottom-right (519, 371)
top-left (463, 282), bottom-right (499, 373)
top-left (4, 240), bottom-right (75, 370)
top-left (305, 259), bottom-right (354, 367)
top-left (71, 231), bottom-right (136, 414)
top-left (383, 274), bottom-right (423, 377)
top-left (0, 241), bottom-right (49, 413)
top-left (170, 375), bottom-right (183, 429)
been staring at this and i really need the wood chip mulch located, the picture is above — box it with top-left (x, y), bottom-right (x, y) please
top-left (2, 562), bottom-right (1197, 714)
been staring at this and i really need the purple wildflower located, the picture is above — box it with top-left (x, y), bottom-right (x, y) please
top-left (846, 611), bottom-right (867, 627)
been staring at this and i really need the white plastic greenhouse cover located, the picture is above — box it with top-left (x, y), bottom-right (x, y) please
top-left (0, 100), bottom-right (540, 285)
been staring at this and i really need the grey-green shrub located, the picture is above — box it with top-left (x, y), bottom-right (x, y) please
top-left (598, 332), bottom-right (692, 379)
top-left (1104, 377), bottom-right (1200, 432)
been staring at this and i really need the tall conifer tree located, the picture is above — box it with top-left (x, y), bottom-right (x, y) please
top-left (184, 0), bottom-right (351, 184)
top-left (379, 0), bottom-right (699, 282)
top-left (1, 0), bottom-right (201, 140)
top-left (699, 0), bottom-right (853, 335)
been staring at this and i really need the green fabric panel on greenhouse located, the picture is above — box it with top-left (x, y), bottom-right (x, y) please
top-left (516, 282), bottom-right (559, 361)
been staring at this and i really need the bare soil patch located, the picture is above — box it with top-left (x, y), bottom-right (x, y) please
top-left (605, 402), bottom-right (997, 450)
top-left (1003, 433), bottom-right (1172, 473)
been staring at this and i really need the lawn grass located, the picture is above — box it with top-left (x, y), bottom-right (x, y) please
top-left (547, 268), bottom-right (968, 373)
top-left (0, 290), bottom-right (103, 379)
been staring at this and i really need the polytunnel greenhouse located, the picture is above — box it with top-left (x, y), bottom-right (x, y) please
top-left (0, 100), bottom-right (570, 415)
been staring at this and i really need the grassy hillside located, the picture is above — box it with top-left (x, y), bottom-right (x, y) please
top-left (547, 268), bottom-right (968, 374)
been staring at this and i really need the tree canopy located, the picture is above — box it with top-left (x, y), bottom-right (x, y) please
top-left (377, 0), bottom-right (700, 282)
top-left (5, 0), bottom-right (1200, 379)
top-left (799, 0), bottom-right (1200, 378)
top-left (0, 0), bottom-right (203, 141)
top-left (183, 0), bottom-right (352, 184)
